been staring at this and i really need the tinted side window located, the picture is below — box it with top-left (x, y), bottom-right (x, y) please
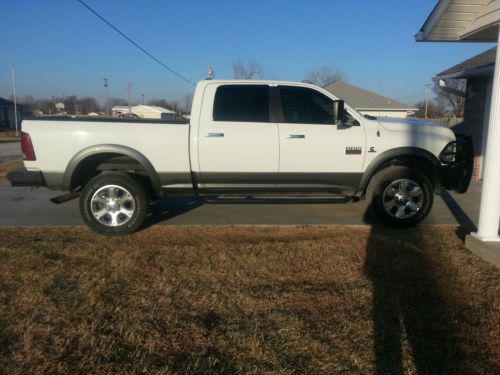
top-left (213, 85), bottom-right (269, 122)
top-left (280, 86), bottom-right (334, 124)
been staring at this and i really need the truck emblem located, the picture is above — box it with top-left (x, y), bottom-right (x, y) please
top-left (368, 146), bottom-right (376, 153)
top-left (346, 146), bottom-right (362, 155)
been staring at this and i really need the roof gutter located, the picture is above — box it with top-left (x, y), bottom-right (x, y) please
top-left (415, 0), bottom-right (451, 42)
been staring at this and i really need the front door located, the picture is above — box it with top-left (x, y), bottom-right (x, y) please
top-left (276, 85), bottom-right (366, 192)
top-left (197, 84), bottom-right (279, 190)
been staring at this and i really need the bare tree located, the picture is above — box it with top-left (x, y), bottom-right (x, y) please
top-left (109, 98), bottom-right (128, 108)
top-left (181, 93), bottom-right (194, 114)
top-left (411, 100), bottom-right (446, 119)
top-left (305, 66), bottom-right (345, 87)
top-left (433, 79), bottom-right (466, 117)
top-left (77, 97), bottom-right (100, 114)
top-left (232, 59), bottom-right (265, 79)
top-left (147, 99), bottom-right (172, 109)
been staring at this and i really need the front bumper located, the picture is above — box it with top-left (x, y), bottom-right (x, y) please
top-left (439, 135), bottom-right (473, 194)
top-left (6, 168), bottom-right (47, 188)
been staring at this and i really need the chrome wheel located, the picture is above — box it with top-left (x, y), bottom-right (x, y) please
top-left (90, 184), bottom-right (135, 227)
top-left (382, 178), bottom-right (423, 220)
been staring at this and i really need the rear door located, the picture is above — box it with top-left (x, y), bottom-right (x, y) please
top-left (276, 85), bottom-right (366, 192)
top-left (197, 84), bottom-right (279, 190)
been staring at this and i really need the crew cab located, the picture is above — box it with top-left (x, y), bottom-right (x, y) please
top-left (8, 80), bottom-right (473, 235)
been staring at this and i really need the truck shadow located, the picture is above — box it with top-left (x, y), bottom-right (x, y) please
top-left (143, 196), bottom-right (203, 228)
top-left (363, 211), bottom-right (461, 373)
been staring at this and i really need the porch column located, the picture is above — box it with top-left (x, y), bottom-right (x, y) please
top-left (473, 28), bottom-right (500, 241)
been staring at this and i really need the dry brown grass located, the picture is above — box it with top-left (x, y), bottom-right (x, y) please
top-left (0, 225), bottom-right (498, 374)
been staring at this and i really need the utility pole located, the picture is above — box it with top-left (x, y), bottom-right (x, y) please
top-left (127, 82), bottom-right (132, 115)
top-left (141, 93), bottom-right (145, 105)
top-left (103, 78), bottom-right (109, 115)
top-left (424, 83), bottom-right (431, 119)
top-left (11, 65), bottom-right (18, 136)
top-left (52, 96), bottom-right (55, 115)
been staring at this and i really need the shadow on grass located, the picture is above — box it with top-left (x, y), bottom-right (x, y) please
top-left (363, 211), bottom-right (460, 374)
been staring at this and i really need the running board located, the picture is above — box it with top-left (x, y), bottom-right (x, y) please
top-left (201, 194), bottom-right (353, 204)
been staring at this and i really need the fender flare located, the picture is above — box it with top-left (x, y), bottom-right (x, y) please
top-left (359, 147), bottom-right (441, 193)
top-left (62, 144), bottom-right (161, 194)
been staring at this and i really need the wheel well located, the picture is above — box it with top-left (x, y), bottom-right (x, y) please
top-left (70, 153), bottom-right (155, 196)
top-left (361, 156), bottom-right (439, 197)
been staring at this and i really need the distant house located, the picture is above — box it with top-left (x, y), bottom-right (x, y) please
top-left (111, 106), bottom-right (130, 117)
top-left (434, 47), bottom-right (496, 180)
top-left (131, 105), bottom-right (176, 120)
top-left (0, 98), bottom-right (23, 131)
top-left (111, 105), bottom-right (176, 120)
top-left (324, 81), bottom-right (417, 118)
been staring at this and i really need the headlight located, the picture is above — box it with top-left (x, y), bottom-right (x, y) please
top-left (440, 142), bottom-right (457, 163)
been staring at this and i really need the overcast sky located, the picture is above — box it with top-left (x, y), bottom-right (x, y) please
top-left (0, 0), bottom-right (495, 105)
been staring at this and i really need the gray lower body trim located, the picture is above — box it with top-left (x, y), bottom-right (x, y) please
top-left (158, 172), bottom-right (193, 186)
top-left (196, 172), bottom-right (362, 193)
top-left (42, 172), bottom-right (65, 190)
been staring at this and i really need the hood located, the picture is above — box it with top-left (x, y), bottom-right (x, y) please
top-left (378, 117), bottom-right (455, 139)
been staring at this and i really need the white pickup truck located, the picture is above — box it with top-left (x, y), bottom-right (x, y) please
top-left (8, 80), bottom-right (473, 235)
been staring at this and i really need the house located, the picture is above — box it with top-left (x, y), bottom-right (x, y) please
top-left (434, 47), bottom-right (496, 180)
top-left (111, 105), bottom-right (176, 119)
top-left (0, 98), bottom-right (23, 131)
top-left (130, 105), bottom-right (176, 120)
top-left (324, 81), bottom-right (417, 118)
top-left (111, 106), bottom-right (130, 117)
top-left (416, 0), bottom-right (500, 251)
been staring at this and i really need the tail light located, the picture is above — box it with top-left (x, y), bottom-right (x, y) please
top-left (21, 132), bottom-right (36, 161)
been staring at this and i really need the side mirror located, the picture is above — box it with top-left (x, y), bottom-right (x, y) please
top-left (332, 100), bottom-right (345, 125)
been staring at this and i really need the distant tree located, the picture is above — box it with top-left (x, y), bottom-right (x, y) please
top-left (148, 99), bottom-right (173, 109)
top-left (181, 93), bottom-right (194, 114)
top-left (109, 98), bottom-right (128, 107)
top-left (232, 59), bottom-right (265, 79)
top-left (63, 95), bottom-right (78, 114)
top-left (411, 100), bottom-right (446, 119)
top-left (304, 66), bottom-right (344, 87)
top-left (433, 79), bottom-right (466, 117)
top-left (37, 99), bottom-right (55, 115)
top-left (77, 97), bottom-right (100, 114)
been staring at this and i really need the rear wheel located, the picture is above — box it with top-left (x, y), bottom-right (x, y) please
top-left (79, 173), bottom-right (149, 235)
top-left (368, 166), bottom-right (434, 227)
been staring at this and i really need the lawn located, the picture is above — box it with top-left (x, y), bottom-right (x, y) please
top-left (0, 225), bottom-right (498, 374)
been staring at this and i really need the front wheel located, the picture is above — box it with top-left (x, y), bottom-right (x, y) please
top-left (79, 173), bottom-right (150, 235)
top-left (368, 166), bottom-right (434, 227)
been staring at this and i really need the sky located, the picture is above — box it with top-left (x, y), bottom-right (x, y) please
top-left (0, 0), bottom-right (495, 106)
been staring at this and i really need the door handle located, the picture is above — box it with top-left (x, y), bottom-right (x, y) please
top-left (206, 132), bottom-right (224, 137)
top-left (287, 134), bottom-right (305, 139)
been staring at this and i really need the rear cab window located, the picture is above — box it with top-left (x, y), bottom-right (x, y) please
top-left (213, 85), bottom-right (270, 122)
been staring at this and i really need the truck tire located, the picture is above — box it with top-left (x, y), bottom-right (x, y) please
top-left (79, 173), bottom-right (149, 235)
top-left (368, 166), bottom-right (434, 227)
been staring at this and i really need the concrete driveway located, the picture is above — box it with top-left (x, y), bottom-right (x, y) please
top-left (0, 182), bottom-right (481, 227)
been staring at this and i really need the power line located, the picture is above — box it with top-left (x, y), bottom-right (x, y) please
top-left (77, 0), bottom-right (195, 86)
top-left (150, 0), bottom-right (205, 66)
